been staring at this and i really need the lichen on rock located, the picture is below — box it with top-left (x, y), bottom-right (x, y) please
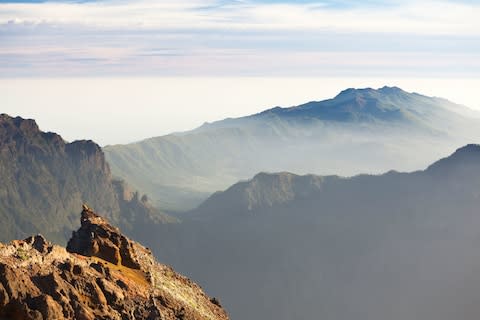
top-left (0, 206), bottom-right (229, 320)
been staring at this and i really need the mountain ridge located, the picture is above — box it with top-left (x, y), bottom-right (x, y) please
top-left (152, 144), bottom-right (480, 320)
top-left (194, 144), bottom-right (480, 216)
top-left (201, 86), bottom-right (476, 129)
top-left (0, 113), bottom-right (171, 244)
top-left (105, 86), bottom-right (480, 211)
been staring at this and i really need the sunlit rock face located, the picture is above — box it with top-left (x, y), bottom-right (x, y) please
top-left (0, 207), bottom-right (229, 320)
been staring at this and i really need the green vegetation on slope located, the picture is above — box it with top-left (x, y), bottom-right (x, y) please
top-left (0, 114), bottom-right (174, 244)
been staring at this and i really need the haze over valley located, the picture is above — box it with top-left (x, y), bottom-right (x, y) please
top-left (157, 144), bottom-right (480, 320)
top-left (2, 0), bottom-right (480, 319)
top-left (2, 85), bottom-right (480, 319)
top-left (105, 86), bottom-right (480, 210)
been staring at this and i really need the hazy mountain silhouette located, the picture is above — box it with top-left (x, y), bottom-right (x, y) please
top-left (148, 145), bottom-right (480, 320)
top-left (105, 87), bottom-right (480, 211)
top-left (3, 113), bottom-right (480, 320)
top-left (202, 86), bottom-right (476, 128)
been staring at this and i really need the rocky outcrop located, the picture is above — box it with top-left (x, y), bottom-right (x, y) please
top-left (0, 207), bottom-right (229, 320)
top-left (67, 206), bottom-right (142, 270)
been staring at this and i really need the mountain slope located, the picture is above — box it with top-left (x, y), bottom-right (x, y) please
top-left (149, 145), bottom-right (480, 320)
top-left (0, 207), bottom-right (228, 320)
top-left (204, 86), bottom-right (475, 128)
top-left (193, 172), bottom-right (329, 218)
top-left (194, 144), bottom-right (480, 217)
top-left (0, 114), bottom-right (172, 244)
top-left (105, 87), bottom-right (480, 211)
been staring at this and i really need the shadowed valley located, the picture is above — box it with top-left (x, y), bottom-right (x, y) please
top-left (150, 145), bottom-right (480, 320)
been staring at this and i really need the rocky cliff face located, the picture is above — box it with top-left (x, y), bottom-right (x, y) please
top-left (0, 114), bottom-right (171, 245)
top-left (0, 207), bottom-right (228, 320)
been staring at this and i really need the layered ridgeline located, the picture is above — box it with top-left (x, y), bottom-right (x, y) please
top-left (0, 207), bottom-right (228, 320)
top-left (105, 86), bottom-right (480, 210)
top-left (0, 114), bottom-right (173, 244)
top-left (152, 145), bottom-right (480, 320)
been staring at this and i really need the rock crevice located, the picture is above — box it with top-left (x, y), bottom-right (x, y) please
top-left (0, 207), bottom-right (229, 320)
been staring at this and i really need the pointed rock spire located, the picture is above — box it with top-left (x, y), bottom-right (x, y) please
top-left (67, 206), bottom-right (141, 269)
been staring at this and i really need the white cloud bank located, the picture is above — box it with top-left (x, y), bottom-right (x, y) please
top-left (1, 0), bottom-right (480, 77)
top-left (1, 0), bottom-right (480, 35)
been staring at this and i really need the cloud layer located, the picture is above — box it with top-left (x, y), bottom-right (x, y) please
top-left (1, 0), bottom-right (480, 76)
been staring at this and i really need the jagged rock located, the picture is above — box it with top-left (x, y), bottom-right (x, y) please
top-left (0, 207), bottom-right (229, 320)
top-left (67, 207), bottom-right (141, 269)
top-left (24, 235), bottom-right (51, 254)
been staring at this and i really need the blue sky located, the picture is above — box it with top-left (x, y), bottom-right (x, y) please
top-left (1, 0), bottom-right (480, 77)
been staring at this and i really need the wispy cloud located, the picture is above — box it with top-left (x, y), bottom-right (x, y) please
top-left (2, 0), bottom-right (480, 34)
top-left (1, 0), bottom-right (479, 76)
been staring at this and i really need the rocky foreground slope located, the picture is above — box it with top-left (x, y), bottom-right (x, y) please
top-left (0, 206), bottom-right (228, 320)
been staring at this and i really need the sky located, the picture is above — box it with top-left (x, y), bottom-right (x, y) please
top-left (1, 0), bottom-right (480, 144)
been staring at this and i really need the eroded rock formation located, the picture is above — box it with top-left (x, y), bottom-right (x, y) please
top-left (0, 207), bottom-right (229, 320)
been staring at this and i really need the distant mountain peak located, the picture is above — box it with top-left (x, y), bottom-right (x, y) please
top-left (251, 171), bottom-right (295, 181)
top-left (452, 143), bottom-right (480, 154)
top-left (435, 144), bottom-right (480, 164)
top-left (1, 113), bottom-right (40, 135)
top-left (425, 144), bottom-right (480, 175)
top-left (196, 86), bottom-right (473, 133)
top-left (0, 113), bottom-right (67, 148)
top-left (0, 113), bottom-right (35, 124)
top-left (258, 85), bottom-right (433, 123)
top-left (335, 87), bottom-right (373, 97)
top-left (334, 86), bottom-right (406, 98)
top-left (378, 85), bottom-right (405, 93)
top-left (105, 87), bottom-right (480, 212)
top-left (449, 143), bottom-right (479, 159)
top-left (193, 143), bottom-right (480, 218)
